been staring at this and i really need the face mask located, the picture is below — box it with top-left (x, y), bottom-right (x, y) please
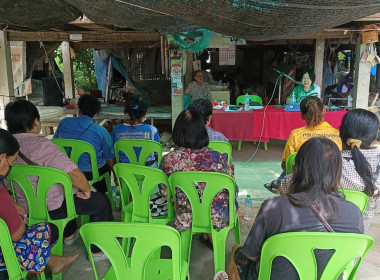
top-left (0, 159), bottom-right (12, 181)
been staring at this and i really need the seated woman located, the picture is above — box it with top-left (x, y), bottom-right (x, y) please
top-left (286, 70), bottom-right (321, 104)
top-left (4, 100), bottom-right (113, 261)
top-left (228, 138), bottom-right (363, 280)
top-left (112, 96), bottom-right (160, 168)
top-left (264, 96), bottom-right (342, 193)
top-left (159, 109), bottom-right (238, 247)
top-left (0, 129), bottom-right (78, 279)
top-left (339, 109), bottom-right (380, 231)
top-left (53, 94), bottom-right (114, 194)
top-left (185, 70), bottom-right (211, 102)
top-left (188, 98), bottom-right (234, 166)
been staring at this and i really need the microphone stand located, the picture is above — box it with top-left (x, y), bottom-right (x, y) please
top-left (272, 68), bottom-right (298, 108)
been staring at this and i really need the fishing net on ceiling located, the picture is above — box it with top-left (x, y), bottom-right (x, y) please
top-left (2, 1), bottom-right (380, 40)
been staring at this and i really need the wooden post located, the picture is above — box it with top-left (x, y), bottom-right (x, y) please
top-left (62, 41), bottom-right (74, 99)
top-left (313, 39), bottom-right (325, 98)
top-left (353, 36), bottom-right (370, 109)
top-left (0, 31), bottom-right (14, 128)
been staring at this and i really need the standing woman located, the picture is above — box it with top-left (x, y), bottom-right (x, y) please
top-left (112, 96), bottom-right (160, 168)
top-left (0, 129), bottom-right (78, 279)
top-left (287, 70), bottom-right (321, 103)
top-left (185, 70), bottom-right (212, 101)
top-left (339, 109), bottom-right (380, 231)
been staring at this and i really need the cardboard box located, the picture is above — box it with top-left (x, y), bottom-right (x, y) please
top-left (361, 24), bottom-right (380, 44)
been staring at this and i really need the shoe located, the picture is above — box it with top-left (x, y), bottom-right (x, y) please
top-left (263, 181), bottom-right (279, 194)
top-left (91, 252), bottom-right (108, 262)
top-left (200, 235), bottom-right (213, 251)
top-left (64, 231), bottom-right (80, 245)
top-left (213, 270), bottom-right (229, 280)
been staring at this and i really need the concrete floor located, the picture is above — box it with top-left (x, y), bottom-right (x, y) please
top-left (41, 140), bottom-right (380, 279)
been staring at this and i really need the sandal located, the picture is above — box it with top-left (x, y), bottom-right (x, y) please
top-left (263, 180), bottom-right (279, 194)
top-left (199, 234), bottom-right (213, 251)
top-left (213, 270), bottom-right (228, 280)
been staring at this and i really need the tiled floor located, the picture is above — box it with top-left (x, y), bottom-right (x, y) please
top-left (39, 140), bottom-right (380, 279)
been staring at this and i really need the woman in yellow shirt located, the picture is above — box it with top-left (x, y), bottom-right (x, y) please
top-left (264, 96), bottom-right (342, 193)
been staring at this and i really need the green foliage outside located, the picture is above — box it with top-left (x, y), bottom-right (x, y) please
top-left (55, 47), bottom-right (97, 92)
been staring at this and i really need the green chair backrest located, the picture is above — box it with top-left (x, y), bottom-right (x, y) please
top-left (114, 139), bottom-right (163, 166)
top-left (51, 138), bottom-right (100, 179)
top-left (7, 165), bottom-right (76, 225)
top-left (258, 232), bottom-right (374, 280)
top-left (342, 189), bottom-right (369, 214)
top-left (80, 222), bottom-right (183, 280)
top-left (168, 171), bottom-right (236, 233)
top-left (113, 163), bottom-right (174, 222)
top-left (208, 141), bottom-right (232, 165)
top-left (285, 152), bottom-right (297, 175)
top-left (236, 95), bottom-right (263, 105)
top-left (0, 218), bottom-right (26, 280)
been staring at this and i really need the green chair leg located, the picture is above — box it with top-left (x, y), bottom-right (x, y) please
top-left (212, 229), bottom-right (230, 273)
top-left (237, 141), bottom-right (242, 151)
top-left (234, 215), bottom-right (241, 244)
top-left (264, 142), bottom-right (268, 151)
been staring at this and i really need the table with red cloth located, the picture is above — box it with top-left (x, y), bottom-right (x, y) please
top-left (209, 105), bottom-right (346, 143)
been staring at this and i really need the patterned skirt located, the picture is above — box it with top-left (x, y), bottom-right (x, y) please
top-left (0, 222), bottom-right (51, 273)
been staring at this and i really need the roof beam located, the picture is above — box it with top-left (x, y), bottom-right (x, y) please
top-left (7, 31), bottom-right (160, 42)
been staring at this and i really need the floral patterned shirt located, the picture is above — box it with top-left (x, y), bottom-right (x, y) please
top-left (185, 81), bottom-right (211, 101)
top-left (159, 147), bottom-right (238, 231)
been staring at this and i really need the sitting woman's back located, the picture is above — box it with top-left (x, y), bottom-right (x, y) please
top-left (234, 138), bottom-right (363, 280)
top-left (112, 96), bottom-right (159, 167)
top-left (339, 109), bottom-right (380, 231)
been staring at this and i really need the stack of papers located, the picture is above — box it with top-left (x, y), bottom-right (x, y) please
top-left (225, 105), bottom-right (242, 112)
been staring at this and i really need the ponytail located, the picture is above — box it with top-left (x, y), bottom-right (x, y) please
top-left (300, 96), bottom-right (324, 127)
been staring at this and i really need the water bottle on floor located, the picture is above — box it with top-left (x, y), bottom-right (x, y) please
top-left (244, 93), bottom-right (250, 111)
top-left (244, 195), bottom-right (253, 220)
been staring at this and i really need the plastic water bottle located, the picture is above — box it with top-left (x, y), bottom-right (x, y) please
top-left (244, 195), bottom-right (253, 220)
top-left (347, 95), bottom-right (353, 107)
top-left (244, 93), bottom-right (250, 111)
top-left (291, 93), bottom-right (296, 105)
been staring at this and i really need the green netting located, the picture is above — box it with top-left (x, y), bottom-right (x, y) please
top-left (170, 29), bottom-right (214, 53)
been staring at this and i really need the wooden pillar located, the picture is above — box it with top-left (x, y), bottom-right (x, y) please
top-left (353, 36), bottom-right (371, 109)
top-left (313, 39), bottom-right (325, 98)
top-left (62, 41), bottom-right (74, 99)
top-left (0, 31), bottom-right (14, 129)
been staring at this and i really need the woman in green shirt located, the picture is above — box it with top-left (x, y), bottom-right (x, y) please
top-left (287, 70), bottom-right (321, 104)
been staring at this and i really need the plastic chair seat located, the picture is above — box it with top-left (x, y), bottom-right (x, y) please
top-left (80, 222), bottom-right (189, 280)
top-left (7, 165), bottom-right (76, 280)
top-left (114, 139), bottom-right (162, 166)
top-left (341, 189), bottom-right (369, 214)
top-left (258, 232), bottom-right (374, 280)
top-left (285, 152), bottom-right (297, 175)
top-left (52, 138), bottom-right (114, 211)
top-left (168, 171), bottom-right (240, 275)
top-left (208, 141), bottom-right (232, 165)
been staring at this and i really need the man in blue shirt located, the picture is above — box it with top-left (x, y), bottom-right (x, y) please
top-left (54, 94), bottom-right (114, 193)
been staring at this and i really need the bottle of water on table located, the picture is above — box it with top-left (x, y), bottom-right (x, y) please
top-left (244, 93), bottom-right (250, 111)
top-left (244, 194), bottom-right (253, 220)
top-left (291, 93), bottom-right (296, 105)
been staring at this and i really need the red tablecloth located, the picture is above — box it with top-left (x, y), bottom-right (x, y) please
top-left (210, 105), bottom-right (347, 142)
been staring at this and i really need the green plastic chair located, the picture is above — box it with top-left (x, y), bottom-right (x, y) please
top-left (236, 95), bottom-right (267, 151)
top-left (52, 138), bottom-right (114, 210)
top-left (114, 139), bottom-right (163, 166)
top-left (236, 95), bottom-right (263, 105)
top-left (80, 222), bottom-right (188, 280)
top-left (7, 165), bottom-right (76, 280)
top-left (168, 171), bottom-right (240, 274)
top-left (342, 189), bottom-right (369, 214)
top-left (0, 218), bottom-right (46, 280)
top-left (113, 163), bottom-right (174, 224)
top-left (208, 141), bottom-right (232, 165)
top-left (258, 232), bottom-right (374, 280)
top-left (285, 152), bottom-right (297, 175)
